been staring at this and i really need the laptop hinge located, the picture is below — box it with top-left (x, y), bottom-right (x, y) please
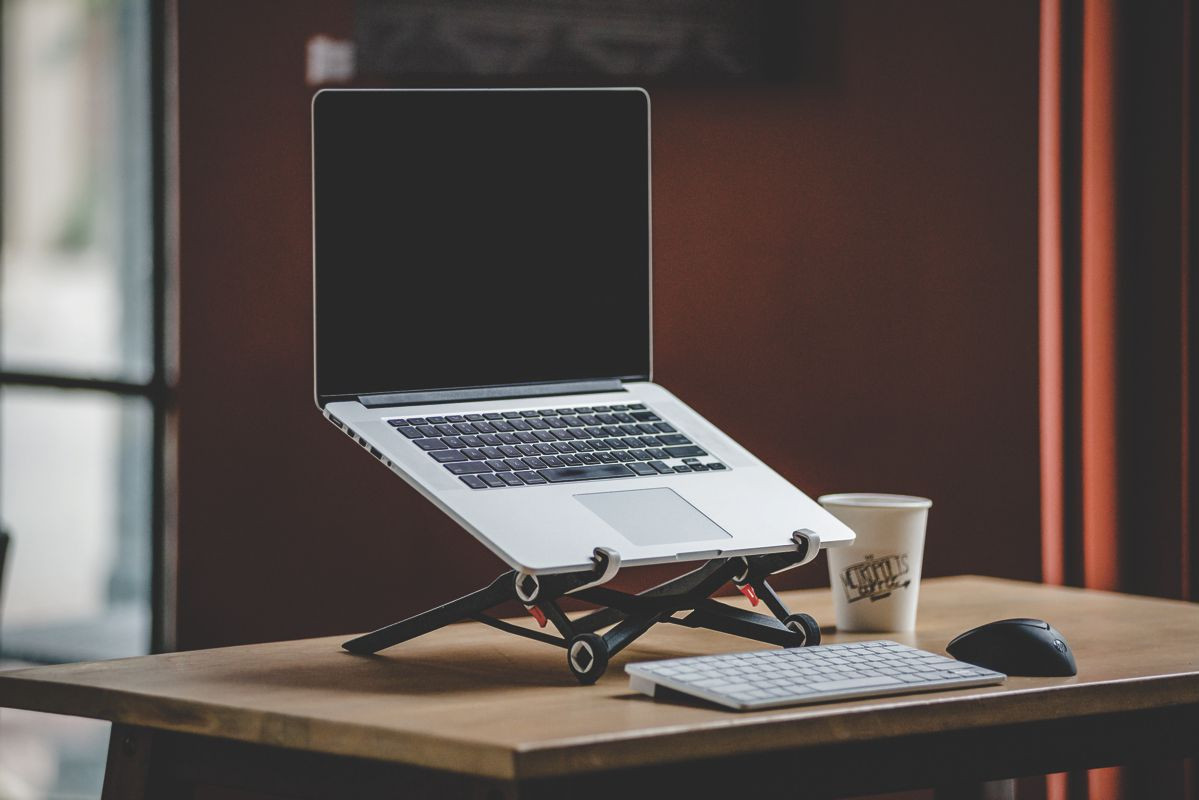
top-left (356, 378), bottom-right (625, 409)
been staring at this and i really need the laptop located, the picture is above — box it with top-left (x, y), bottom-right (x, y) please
top-left (311, 88), bottom-right (855, 574)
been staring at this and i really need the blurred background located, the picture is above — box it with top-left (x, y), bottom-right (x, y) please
top-left (0, 1), bottom-right (1193, 798)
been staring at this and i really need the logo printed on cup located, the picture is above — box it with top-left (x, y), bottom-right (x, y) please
top-left (840, 553), bottom-right (911, 604)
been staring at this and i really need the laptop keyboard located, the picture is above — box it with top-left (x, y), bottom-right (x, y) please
top-left (387, 404), bottom-right (728, 489)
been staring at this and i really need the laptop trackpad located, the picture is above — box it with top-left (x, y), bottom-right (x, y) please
top-left (574, 488), bottom-right (732, 546)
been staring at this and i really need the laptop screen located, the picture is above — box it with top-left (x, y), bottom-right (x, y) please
top-left (312, 89), bottom-right (651, 403)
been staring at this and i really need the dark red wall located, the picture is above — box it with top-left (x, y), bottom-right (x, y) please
top-left (174, 1), bottom-right (1041, 649)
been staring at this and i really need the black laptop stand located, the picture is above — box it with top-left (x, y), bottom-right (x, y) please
top-left (343, 531), bottom-right (824, 683)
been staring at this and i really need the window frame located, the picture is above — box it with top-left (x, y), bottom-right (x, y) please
top-left (0, 0), bottom-right (174, 655)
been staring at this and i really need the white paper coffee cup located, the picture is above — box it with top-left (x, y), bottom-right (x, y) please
top-left (818, 493), bottom-right (931, 632)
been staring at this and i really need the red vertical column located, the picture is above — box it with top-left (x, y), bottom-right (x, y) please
top-left (1079, 0), bottom-right (1121, 592)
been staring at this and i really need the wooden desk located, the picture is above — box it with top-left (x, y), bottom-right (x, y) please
top-left (1, 576), bottom-right (1196, 799)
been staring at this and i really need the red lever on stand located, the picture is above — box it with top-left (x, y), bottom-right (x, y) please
top-left (738, 583), bottom-right (760, 606)
top-left (527, 605), bottom-right (548, 628)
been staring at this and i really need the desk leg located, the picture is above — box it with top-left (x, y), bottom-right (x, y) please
top-left (101, 724), bottom-right (155, 800)
top-left (934, 778), bottom-right (1016, 800)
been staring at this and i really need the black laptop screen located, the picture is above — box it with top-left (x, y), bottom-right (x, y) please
top-left (312, 89), bottom-right (651, 403)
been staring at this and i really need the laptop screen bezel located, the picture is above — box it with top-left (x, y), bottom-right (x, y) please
top-left (311, 87), bottom-right (653, 408)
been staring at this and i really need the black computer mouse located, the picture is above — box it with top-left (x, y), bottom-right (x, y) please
top-left (946, 618), bottom-right (1077, 676)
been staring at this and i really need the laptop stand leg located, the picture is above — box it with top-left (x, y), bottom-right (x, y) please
top-left (567, 611), bottom-right (664, 684)
top-left (342, 571), bottom-right (517, 655)
top-left (679, 598), bottom-right (806, 648)
top-left (573, 561), bottom-right (728, 633)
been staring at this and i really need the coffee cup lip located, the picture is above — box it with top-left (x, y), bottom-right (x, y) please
top-left (818, 493), bottom-right (932, 510)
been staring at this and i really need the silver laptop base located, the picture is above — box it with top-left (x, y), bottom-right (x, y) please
top-left (342, 533), bottom-right (823, 684)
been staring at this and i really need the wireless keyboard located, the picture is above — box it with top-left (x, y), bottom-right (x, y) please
top-left (626, 640), bottom-right (1005, 710)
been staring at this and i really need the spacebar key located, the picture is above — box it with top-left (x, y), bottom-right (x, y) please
top-left (538, 465), bottom-right (635, 482)
top-left (808, 675), bottom-right (902, 692)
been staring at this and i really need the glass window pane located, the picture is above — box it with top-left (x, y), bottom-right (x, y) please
top-left (0, 386), bottom-right (151, 661)
top-left (1, 0), bottom-right (152, 381)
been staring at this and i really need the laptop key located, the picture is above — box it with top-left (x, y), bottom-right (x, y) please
top-left (514, 470), bottom-right (547, 485)
top-left (630, 462), bottom-right (657, 476)
top-left (499, 472), bottom-right (524, 486)
top-left (631, 411), bottom-right (660, 421)
top-left (578, 454), bottom-right (600, 464)
top-left (431, 450), bottom-right (467, 463)
top-left (446, 462), bottom-right (490, 475)
top-left (398, 427), bottom-right (422, 439)
top-left (658, 434), bottom-right (691, 446)
top-left (479, 473), bottom-right (505, 488)
top-left (665, 445), bottom-right (707, 458)
top-left (542, 455), bottom-right (565, 467)
top-left (459, 475), bottom-right (488, 489)
top-left (414, 438), bottom-right (447, 451)
top-left (648, 461), bottom-right (673, 474)
top-left (538, 464), bottom-right (634, 482)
